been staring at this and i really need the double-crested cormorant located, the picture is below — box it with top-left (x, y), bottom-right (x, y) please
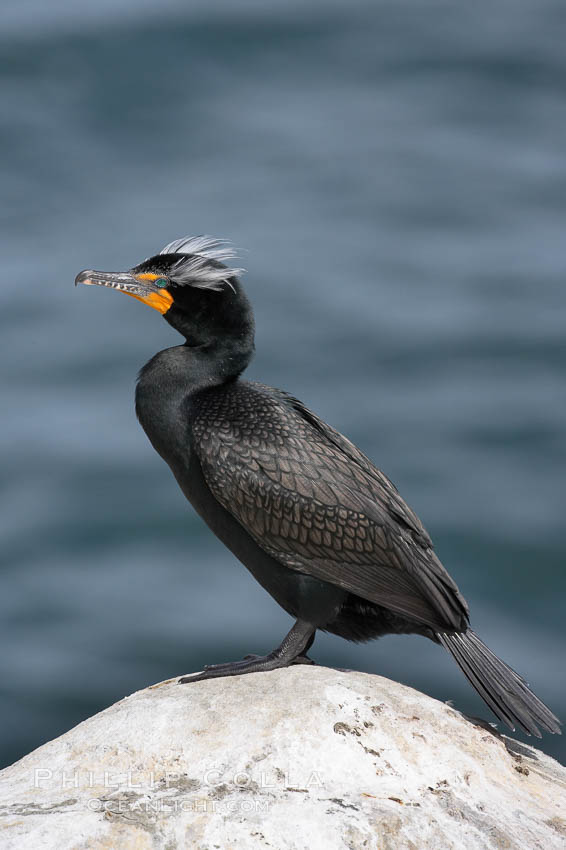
top-left (76, 235), bottom-right (560, 737)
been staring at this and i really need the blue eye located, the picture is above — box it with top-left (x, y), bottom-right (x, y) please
top-left (155, 277), bottom-right (168, 288)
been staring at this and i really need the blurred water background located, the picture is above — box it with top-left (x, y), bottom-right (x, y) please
top-left (1, 0), bottom-right (565, 768)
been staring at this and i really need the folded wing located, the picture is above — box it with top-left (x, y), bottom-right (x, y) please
top-left (192, 382), bottom-right (469, 631)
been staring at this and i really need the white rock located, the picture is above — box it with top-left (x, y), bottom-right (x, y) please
top-left (0, 666), bottom-right (564, 849)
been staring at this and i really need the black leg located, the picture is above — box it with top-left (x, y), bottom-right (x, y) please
top-left (179, 620), bottom-right (316, 684)
top-left (291, 630), bottom-right (316, 665)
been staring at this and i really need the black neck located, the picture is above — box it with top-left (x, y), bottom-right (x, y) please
top-left (184, 336), bottom-right (254, 389)
top-left (137, 336), bottom-right (253, 399)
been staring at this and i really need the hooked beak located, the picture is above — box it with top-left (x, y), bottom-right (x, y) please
top-left (75, 269), bottom-right (174, 315)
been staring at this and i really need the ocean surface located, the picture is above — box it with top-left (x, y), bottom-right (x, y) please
top-left (1, 0), bottom-right (565, 769)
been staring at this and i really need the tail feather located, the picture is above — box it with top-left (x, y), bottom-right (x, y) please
top-left (437, 629), bottom-right (561, 737)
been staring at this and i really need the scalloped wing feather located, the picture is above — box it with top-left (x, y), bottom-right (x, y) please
top-left (191, 381), bottom-right (470, 631)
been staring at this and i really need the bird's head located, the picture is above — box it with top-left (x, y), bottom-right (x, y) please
top-left (75, 236), bottom-right (254, 351)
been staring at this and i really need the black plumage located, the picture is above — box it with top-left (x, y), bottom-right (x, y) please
top-left (76, 236), bottom-right (561, 738)
top-left (191, 382), bottom-right (468, 634)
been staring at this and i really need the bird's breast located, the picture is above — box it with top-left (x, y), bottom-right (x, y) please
top-left (135, 375), bottom-right (194, 473)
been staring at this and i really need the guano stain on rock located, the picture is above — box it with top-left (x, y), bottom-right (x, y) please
top-left (0, 666), bottom-right (564, 850)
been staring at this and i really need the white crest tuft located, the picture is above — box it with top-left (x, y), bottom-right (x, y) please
top-left (159, 235), bottom-right (245, 292)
